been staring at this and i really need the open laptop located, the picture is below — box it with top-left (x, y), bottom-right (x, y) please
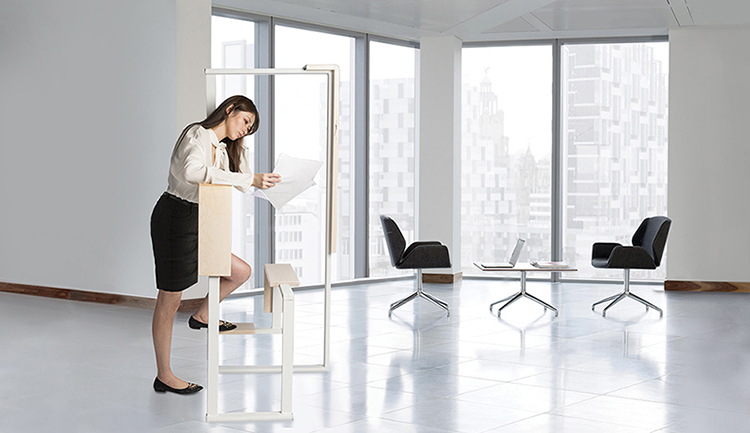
top-left (477, 239), bottom-right (525, 269)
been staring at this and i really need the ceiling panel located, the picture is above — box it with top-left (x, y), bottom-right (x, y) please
top-left (271, 0), bottom-right (511, 32)
top-left (230, 0), bottom-right (750, 42)
top-left (538, 0), bottom-right (669, 9)
top-left (534, 6), bottom-right (677, 31)
top-left (688, 0), bottom-right (750, 26)
top-left (484, 17), bottom-right (541, 34)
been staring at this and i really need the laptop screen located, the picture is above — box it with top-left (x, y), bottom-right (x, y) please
top-left (509, 239), bottom-right (526, 265)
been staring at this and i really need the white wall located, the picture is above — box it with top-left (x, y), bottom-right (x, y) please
top-left (667, 25), bottom-right (750, 282)
top-left (177, 0), bottom-right (210, 133)
top-left (0, 0), bottom-right (177, 297)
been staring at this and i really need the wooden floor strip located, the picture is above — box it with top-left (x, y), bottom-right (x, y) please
top-left (665, 280), bottom-right (750, 292)
top-left (0, 282), bottom-right (202, 311)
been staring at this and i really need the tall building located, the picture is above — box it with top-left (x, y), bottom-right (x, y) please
top-left (562, 44), bottom-right (668, 278)
top-left (275, 80), bottom-right (353, 284)
top-left (461, 75), bottom-right (551, 272)
top-left (460, 43), bottom-right (667, 279)
top-left (368, 78), bottom-right (417, 277)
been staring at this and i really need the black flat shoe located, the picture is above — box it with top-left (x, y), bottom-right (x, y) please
top-left (188, 316), bottom-right (237, 332)
top-left (153, 377), bottom-right (203, 395)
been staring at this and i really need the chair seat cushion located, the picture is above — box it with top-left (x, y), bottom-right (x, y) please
top-left (396, 243), bottom-right (451, 269)
top-left (592, 245), bottom-right (657, 269)
top-left (591, 258), bottom-right (609, 268)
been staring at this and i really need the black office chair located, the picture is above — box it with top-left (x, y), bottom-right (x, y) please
top-left (380, 215), bottom-right (452, 317)
top-left (591, 216), bottom-right (671, 317)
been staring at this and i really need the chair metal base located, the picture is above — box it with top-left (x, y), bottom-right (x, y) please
top-left (389, 270), bottom-right (450, 317)
top-left (592, 269), bottom-right (663, 318)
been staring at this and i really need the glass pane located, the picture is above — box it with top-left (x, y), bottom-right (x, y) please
top-left (369, 41), bottom-right (417, 278)
top-left (461, 46), bottom-right (553, 275)
top-left (211, 15), bottom-right (255, 288)
top-left (275, 25), bottom-right (355, 284)
top-left (561, 42), bottom-right (669, 280)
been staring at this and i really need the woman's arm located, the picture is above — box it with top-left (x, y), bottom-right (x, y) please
top-left (170, 130), bottom-right (254, 192)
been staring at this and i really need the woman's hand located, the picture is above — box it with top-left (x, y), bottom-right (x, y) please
top-left (253, 173), bottom-right (281, 189)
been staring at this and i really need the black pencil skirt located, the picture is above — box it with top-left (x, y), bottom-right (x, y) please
top-left (150, 192), bottom-right (199, 292)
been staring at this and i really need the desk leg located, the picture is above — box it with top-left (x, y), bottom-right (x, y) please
top-left (490, 293), bottom-right (519, 311)
top-left (491, 271), bottom-right (525, 316)
top-left (496, 292), bottom-right (523, 316)
top-left (491, 271), bottom-right (559, 317)
top-left (521, 271), bottom-right (559, 317)
top-left (524, 293), bottom-right (558, 317)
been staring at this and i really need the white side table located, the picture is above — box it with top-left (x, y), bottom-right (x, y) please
top-left (474, 262), bottom-right (577, 317)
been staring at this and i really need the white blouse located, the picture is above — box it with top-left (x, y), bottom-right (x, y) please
top-left (166, 124), bottom-right (254, 203)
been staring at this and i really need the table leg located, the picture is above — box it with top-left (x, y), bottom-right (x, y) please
top-left (490, 293), bottom-right (520, 311)
top-left (497, 292), bottom-right (524, 317)
top-left (490, 271), bottom-right (559, 317)
top-left (524, 292), bottom-right (559, 317)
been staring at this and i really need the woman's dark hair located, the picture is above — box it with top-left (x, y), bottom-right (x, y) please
top-left (176, 95), bottom-right (259, 172)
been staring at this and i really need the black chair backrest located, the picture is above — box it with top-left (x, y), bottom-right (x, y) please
top-left (632, 216), bottom-right (671, 267)
top-left (380, 215), bottom-right (406, 266)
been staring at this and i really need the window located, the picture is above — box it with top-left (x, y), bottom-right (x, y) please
top-left (212, 8), bottom-right (669, 285)
top-left (461, 45), bottom-right (553, 274)
top-left (211, 15), bottom-right (255, 288)
top-left (275, 25), bottom-right (356, 284)
top-left (561, 42), bottom-right (669, 280)
top-left (368, 41), bottom-right (417, 277)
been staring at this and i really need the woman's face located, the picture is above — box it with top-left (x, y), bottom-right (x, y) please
top-left (226, 109), bottom-right (256, 140)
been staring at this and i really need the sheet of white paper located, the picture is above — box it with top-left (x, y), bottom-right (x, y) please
top-left (252, 153), bottom-right (323, 209)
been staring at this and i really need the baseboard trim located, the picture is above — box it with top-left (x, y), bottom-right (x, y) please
top-left (15, 278), bottom-right (741, 306)
top-left (0, 281), bottom-right (203, 311)
top-left (423, 272), bottom-right (463, 284)
top-left (665, 280), bottom-right (750, 292)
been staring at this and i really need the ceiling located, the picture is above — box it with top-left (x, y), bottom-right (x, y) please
top-left (223, 0), bottom-right (750, 42)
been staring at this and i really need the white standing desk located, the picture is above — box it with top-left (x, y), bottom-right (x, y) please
top-left (474, 262), bottom-right (577, 317)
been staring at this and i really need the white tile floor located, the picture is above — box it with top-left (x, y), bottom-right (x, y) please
top-left (3, 278), bottom-right (750, 432)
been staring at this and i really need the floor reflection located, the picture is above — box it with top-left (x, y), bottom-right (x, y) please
top-left (2, 279), bottom-right (750, 432)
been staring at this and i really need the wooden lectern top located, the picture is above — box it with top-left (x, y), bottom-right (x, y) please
top-left (198, 184), bottom-right (232, 277)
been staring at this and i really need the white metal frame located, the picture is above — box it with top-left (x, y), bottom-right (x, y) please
top-left (203, 65), bottom-right (339, 421)
top-left (206, 277), bottom-right (295, 422)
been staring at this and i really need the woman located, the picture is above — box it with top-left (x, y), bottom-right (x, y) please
top-left (150, 95), bottom-right (280, 394)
